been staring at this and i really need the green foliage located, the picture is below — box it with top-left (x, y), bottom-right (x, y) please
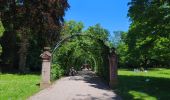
top-left (0, 74), bottom-right (40, 99)
top-left (0, 21), bottom-right (4, 56)
top-left (114, 0), bottom-right (170, 68)
top-left (51, 64), bottom-right (64, 80)
top-left (112, 31), bottom-right (124, 47)
top-left (127, 0), bottom-right (170, 68)
top-left (117, 68), bottom-right (170, 100)
top-left (52, 20), bottom-right (110, 81)
top-left (61, 20), bottom-right (84, 37)
top-left (86, 24), bottom-right (109, 41)
top-left (0, 21), bottom-right (4, 37)
top-left (0, 0), bottom-right (70, 72)
top-left (111, 32), bottom-right (128, 67)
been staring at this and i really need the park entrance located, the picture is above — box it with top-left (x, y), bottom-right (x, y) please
top-left (40, 34), bottom-right (118, 89)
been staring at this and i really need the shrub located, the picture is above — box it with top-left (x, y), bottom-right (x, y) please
top-left (51, 64), bottom-right (64, 80)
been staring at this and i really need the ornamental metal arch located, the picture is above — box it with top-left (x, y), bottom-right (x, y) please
top-left (48, 33), bottom-right (118, 88)
top-left (51, 33), bottom-right (109, 55)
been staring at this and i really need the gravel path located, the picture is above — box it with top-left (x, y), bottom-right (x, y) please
top-left (28, 70), bottom-right (121, 100)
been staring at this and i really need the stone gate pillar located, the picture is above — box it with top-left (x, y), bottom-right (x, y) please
top-left (40, 47), bottom-right (51, 89)
top-left (108, 49), bottom-right (118, 88)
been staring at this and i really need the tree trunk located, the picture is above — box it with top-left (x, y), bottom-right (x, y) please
top-left (18, 32), bottom-right (29, 73)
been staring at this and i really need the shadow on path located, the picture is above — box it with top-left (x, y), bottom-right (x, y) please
top-left (29, 70), bottom-right (121, 100)
top-left (69, 70), bottom-right (110, 90)
top-left (68, 70), bottom-right (121, 100)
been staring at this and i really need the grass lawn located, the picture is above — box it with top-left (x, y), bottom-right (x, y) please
top-left (117, 68), bottom-right (170, 100)
top-left (0, 74), bottom-right (40, 100)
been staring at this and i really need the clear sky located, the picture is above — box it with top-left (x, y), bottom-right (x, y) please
top-left (64, 0), bottom-right (131, 35)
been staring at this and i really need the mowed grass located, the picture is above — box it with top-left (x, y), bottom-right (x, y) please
top-left (117, 68), bottom-right (170, 100)
top-left (0, 74), bottom-right (40, 100)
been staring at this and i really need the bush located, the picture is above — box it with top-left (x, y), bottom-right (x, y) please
top-left (51, 64), bottom-right (64, 80)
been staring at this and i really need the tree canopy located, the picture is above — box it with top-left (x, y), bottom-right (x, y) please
top-left (115, 0), bottom-right (170, 68)
top-left (0, 0), bottom-right (69, 72)
top-left (1, 0), bottom-right (169, 73)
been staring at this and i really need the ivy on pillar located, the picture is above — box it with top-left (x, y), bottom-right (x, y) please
top-left (40, 47), bottom-right (52, 89)
top-left (108, 48), bottom-right (118, 88)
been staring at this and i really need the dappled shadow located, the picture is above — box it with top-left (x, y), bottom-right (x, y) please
top-left (117, 75), bottom-right (170, 100)
top-left (0, 72), bottom-right (40, 75)
top-left (118, 68), bottom-right (133, 71)
top-left (83, 75), bottom-right (109, 90)
top-left (0, 67), bottom-right (40, 75)
top-left (72, 93), bottom-right (121, 100)
top-left (67, 70), bottom-right (122, 100)
top-left (69, 70), bottom-right (110, 90)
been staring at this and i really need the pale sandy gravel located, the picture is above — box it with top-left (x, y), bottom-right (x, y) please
top-left (28, 70), bottom-right (121, 100)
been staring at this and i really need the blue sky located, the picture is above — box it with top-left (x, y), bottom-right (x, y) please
top-left (64, 0), bottom-right (131, 35)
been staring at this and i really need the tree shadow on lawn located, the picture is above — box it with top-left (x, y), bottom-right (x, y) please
top-left (0, 69), bottom-right (40, 75)
top-left (117, 75), bottom-right (170, 100)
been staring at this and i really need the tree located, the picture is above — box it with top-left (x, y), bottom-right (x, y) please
top-left (112, 31), bottom-right (124, 47)
top-left (0, 0), bottom-right (70, 72)
top-left (126, 0), bottom-right (170, 68)
top-left (113, 32), bottom-right (129, 67)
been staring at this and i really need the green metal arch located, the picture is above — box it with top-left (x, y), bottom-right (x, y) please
top-left (51, 33), bottom-right (109, 54)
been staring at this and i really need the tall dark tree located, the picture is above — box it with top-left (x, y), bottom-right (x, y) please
top-left (0, 0), bottom-right (69, 72)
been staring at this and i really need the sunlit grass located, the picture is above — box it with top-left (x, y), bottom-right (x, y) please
top-left (119, 68), bottom-right (170, 78)
top-left (117, 68), bottom-right (170, 100)
top-left (129, 90), bottom-right (157, 100)
top-left (0, 74), bottom-right (40, 100)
